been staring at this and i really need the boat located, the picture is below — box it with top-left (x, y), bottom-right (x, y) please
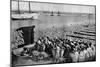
top-left (12, 17), bottom-right (33, 20)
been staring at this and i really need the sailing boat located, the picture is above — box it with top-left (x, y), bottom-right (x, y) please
top-left (50, 11), bottom-right (54, 16)
top-left (57, 11), bottom-right (60, 16)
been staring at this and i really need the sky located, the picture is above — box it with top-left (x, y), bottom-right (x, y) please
top-left (11, 0), bottom-right (95, 14)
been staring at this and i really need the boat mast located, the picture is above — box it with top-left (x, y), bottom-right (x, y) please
top-left (29, 1), bottom-right (31, 13)
top-left (18, 0), bottom-right (20, 14)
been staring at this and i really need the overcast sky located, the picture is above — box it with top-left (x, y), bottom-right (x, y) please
top-left (11, 0), bottom-right (95, 14)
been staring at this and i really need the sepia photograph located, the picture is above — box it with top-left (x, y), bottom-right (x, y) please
top-left (10, 0), bottom-right (96, 67)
